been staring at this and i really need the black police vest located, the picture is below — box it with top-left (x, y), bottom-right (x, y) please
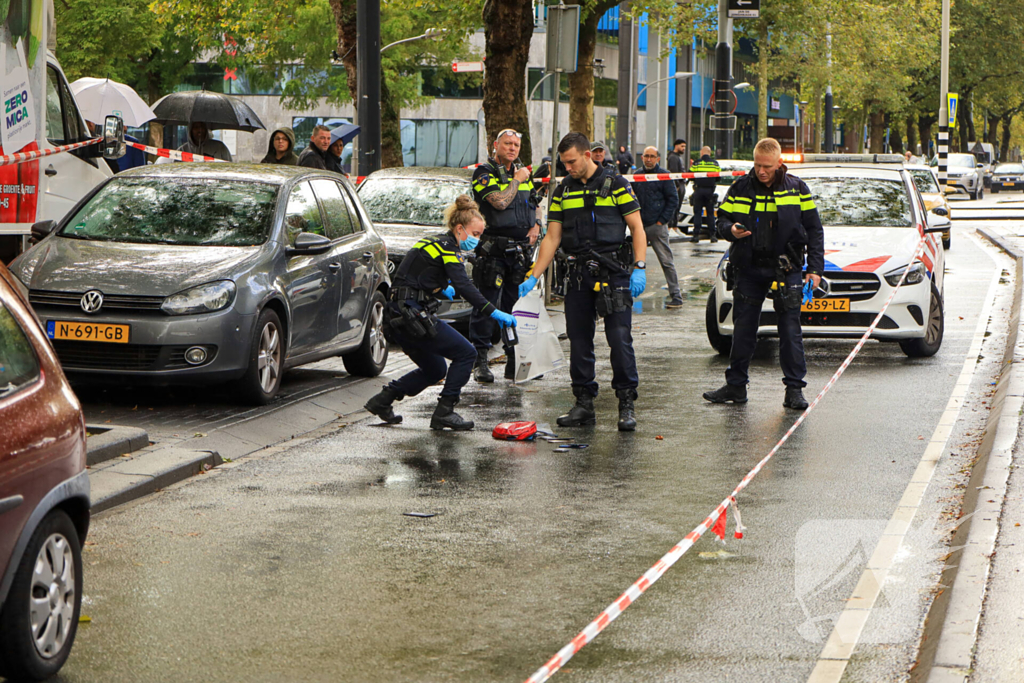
top-left (559, 174), bottom-right (627, 254)
top-left (476, 162), bottom-right (534, 239)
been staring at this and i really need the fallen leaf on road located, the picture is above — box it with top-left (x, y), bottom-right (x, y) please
top-left (698, 550), bottom-right (737, 560)
top-left (655, 435), bottom-right (664, 440)
top-left (194, 432), bottom-right (206, 437)
top-left (79, 615), bottom-right (91, 623)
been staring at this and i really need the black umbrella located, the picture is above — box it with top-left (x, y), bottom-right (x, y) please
top-left (151, 90), bottom-right (265, 132)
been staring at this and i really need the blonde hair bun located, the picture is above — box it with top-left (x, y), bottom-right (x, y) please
top-left (444, 194), bottom-right (484, 233)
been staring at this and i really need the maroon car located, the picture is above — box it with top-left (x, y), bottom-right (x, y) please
top-left (0, 261), bottom-right (89, 681)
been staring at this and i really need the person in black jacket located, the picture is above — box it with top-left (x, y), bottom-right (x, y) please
top-left (665, 138), bottom-right (688, 230)
top-left (632, 146), bottom-right (682, 308)
top-left (702, 138), bottom-right (825, 409)
top-left (616, 145), bottom-right (634, 174)
top-left (689, 146), bottom-right (720, 243)
top-left (297, 125), bottom-right (331, 169)
top-left (590, 141), bottom-right (617, 173)
top-left (364, 196), bottom-right (517, 430)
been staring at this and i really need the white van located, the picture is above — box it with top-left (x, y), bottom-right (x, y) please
top-left (0, 1), bottom-right (122, 263)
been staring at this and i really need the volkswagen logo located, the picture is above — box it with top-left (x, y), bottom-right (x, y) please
top-left (80, 290), bottom-right (104, 314)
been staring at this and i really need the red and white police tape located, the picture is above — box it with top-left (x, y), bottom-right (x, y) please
top-left (531, 170), bottom-right (748, 184)
top-left (0, 138), bottom-right (101, 167)
top-left (126, 141), bottom-right (226, 163)
top-left (523, 234), bottom-right (931, 683)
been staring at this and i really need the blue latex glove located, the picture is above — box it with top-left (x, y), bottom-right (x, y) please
top-left (441, 285), bottom-right (455, 300)
top-left (802, 281), bottom-right (814, 306)
top-left (629, 268), bottom-right (647, 298)
top-left (490, 309), bottom-right (517, 328)
top-left (518, 275), bottom-right (538, 298)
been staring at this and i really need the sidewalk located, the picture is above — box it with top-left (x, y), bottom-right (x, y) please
top-left (921, 224), bottom-right (1024, 682)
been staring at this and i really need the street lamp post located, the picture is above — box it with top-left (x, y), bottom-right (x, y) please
top-left (630, 72), bottom-right (694, 156)
top-left (938, 0), bottom-right (950, 189)
top-left (381, 27), bottom-right (445, 53)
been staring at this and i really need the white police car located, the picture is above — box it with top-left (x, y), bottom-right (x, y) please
top-left (706, 154), bottom-right (948, 358)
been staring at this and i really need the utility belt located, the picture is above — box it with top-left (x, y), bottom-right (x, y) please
top-left (560, 244), bottom-right (634, 318)
top-left (384, 287), bottom-right (442, 341)
top-left (473, 235), bottom-right (531, 289)
top-left (730, 242), bottom-right (807, 311)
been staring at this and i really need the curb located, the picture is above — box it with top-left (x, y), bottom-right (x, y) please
top-left (85, 424), bottom-right (150, 467)
top-left (915, 229), bottom-right (1024, 682)
top-left (90, 448), bottom-right (223, 513)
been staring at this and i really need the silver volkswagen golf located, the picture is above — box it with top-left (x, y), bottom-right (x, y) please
top-left (8, 164), bottom-right (390, 404)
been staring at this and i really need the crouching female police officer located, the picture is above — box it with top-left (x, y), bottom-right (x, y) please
top-left (364, 196), bottom-right (517, 431)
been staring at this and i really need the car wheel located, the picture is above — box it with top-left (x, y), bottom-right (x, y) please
top-left (342, 289), bottom-right (389, 377)
top-left (705, 290), bottom-right (732, 356)
top-left (0, 509), bottom-right (82, 682)
top-left (899, 284), bottom-right (944, 358)
top-left (236, 308), bottom-right (284, 405)
top-left (943, 234), bottom-right (952, 250)
top-left (978, 184), bottom-right (984, 200)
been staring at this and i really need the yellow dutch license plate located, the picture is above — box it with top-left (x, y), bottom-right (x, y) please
top-left (801, 298), bottom-right (850, 313)
top-left (1004, 182), bottom-right (1015, 187)
top-left (48, 320), bottom-right (130, 344)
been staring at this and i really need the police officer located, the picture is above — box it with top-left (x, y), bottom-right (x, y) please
top-left (519, 132), bottom-right (648, 431)
top-left (364, 196), bottom-right (517, 430)
top-left (470, 129), bottom-right (541, 383)
top-left (702, 138), bottom-right (824, 409)
top-left (689, 146), bottom-right (720, 243)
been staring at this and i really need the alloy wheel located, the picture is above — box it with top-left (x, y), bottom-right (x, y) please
top-left (30, 533), bottom-right (75, 659)
top-left (369, 301), bottom-right (386, 366)
top-left (925, 289), bottom-right (943, 345)
top-left (257, 321), bottom-right (281, 393)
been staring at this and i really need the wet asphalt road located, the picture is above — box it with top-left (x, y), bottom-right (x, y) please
top-left (54, 224), bottom-right (1008, 683)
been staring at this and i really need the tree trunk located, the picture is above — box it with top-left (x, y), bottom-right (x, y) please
top-left (757, 18), bottom-right (769, 141)
top-left (813, 84), bottom-right (822, 153)
top-left (483, 0), bottom-right (535, 163)
top-left (329, 0), bottom-right (358, 101)
top-left (1001, 114), bottom-right (1014, 161)
top-left (957, 90), bottom-right (972, 150)
top-left (918, 113), bottom-right (936, 156)
top-left (568, 8), bottom-right (605, 140)
top-left (906, 114), bottom-right (917, 155)
top-left (986, 112), bottom-right (1000, 144)
top-left (380, 72), bottom-right (403, 168)
top-left (868, 109), bottom-right (884, 153)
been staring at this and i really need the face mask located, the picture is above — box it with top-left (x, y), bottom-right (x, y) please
top-left (460, 235), bottom-right (479, 251)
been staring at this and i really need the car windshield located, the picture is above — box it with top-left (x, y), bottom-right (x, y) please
top-left (909, 169), bottom-right (940, 194)
top-left (995, 164), bottom-right (1024, 174)
top-left (801, 176), bottom-right (913, 227)
top-left (947, 153), bottom-right (976, 169)
top-left (716, 163), bottom-right (752, 186)
top-left (358, 177), bottom-right (469, 226)
top-left (58, 178), bottom-right (279, 246)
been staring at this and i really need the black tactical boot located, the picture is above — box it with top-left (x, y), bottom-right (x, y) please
top-left (473, 350), bottom-right (494, 383)
top-left (784, 387), bottom-right (809, 410)
top-left (504, 347), bottom-right (516, 380)
top-left (364, 386), bottom-right (403, 424)
top-left (702, 383), bottom-right (748, 404)
top-left (430, 395), bottom-right (474, 431)
top-left (557, 392), bottom-right (596, 427)
top-left (616, 389), bottom-right (637, 432)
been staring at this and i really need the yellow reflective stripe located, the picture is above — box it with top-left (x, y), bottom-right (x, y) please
top-left (563, 190), bottom-right (585, 197)
top-left (722, 202), bottom-right (750, 215)
top-left (774, 196), bottom-right (800, 206)
top-left (595, 197), bottom-right (616, 207)
top-left (424, 244), bottom-right (441, 258)
top-left (413, 239), bottom-right (431, 249)
top-left (800, 199), bottom-right (817, 210)
top-left (754, 202), bottom-right (778, 212)
top-left (473, 181), bottom-right (489, 192)
top-left (612, 187), bottom-right (628, 195)
top-left (434, 244), bottom-right (456, 254)
top-left (550, 201), bottom-right (562, 211)
top-left (613, 193), bottom-right (634, 206)
top-left (441, 255), bottom-right (460, 264)
top-left (730, 196), bottom-right (752, 204)
top-left (561, 198), bottom-right (585, 209)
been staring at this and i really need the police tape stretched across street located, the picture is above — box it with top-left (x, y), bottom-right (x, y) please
top-left (519, 132), bottom-right (649, 432)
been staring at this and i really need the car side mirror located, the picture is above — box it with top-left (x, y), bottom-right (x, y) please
top-left (29, 219), bottom-right (57, 244)
top-left (286, 231), bottom-right (331, 256)
top-left (102, 115), bottom-right (126, 160)
top-left (931, 206), bottom-right (948, 217)
top-left (925, 212), bottom-right (949, 231)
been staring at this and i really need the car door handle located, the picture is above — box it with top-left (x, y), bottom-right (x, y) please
top-left (328, 262), bottom-right (342, 272)
top-left (44, 165), bottom-right (57, 177)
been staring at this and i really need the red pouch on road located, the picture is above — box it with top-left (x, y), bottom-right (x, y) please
top-left (492, 421), bottom-right (538, 441)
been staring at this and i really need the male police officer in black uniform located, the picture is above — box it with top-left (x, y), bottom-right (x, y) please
top-left (702, 138), bottom-right (824, 409)
top-left (519, 132), bottom-right (648, 431)
top-left (470, 129), bottom-right (541, 383)
top-left (689, 146), bottom-right (720, 243)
